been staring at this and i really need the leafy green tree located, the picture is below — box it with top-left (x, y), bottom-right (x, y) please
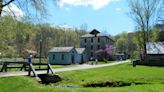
top-left (158, 31), bottom-right (164, 41)
top-left (0, 16), bottom-right (16, 56)
top-left (115, 32), bottom-right (128, 53)
top-left (0, 16), bottom-right (87, 57)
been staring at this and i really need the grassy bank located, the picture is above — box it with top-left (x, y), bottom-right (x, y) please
top-left (0, 76), bottom-right (164, 92)
top-left (57, 62), bottom-right (164, 85)
top-left (0, 62), bottom-right (164, 92)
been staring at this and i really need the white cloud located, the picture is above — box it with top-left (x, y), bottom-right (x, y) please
top-left (51, 24), bottom-right (76, 30)
top-left (2, 3), bottom-right (24, 19)
top-left (58, 0), bottom-right (120, 10)
top-left (59, 24), bottom-right (76, 30)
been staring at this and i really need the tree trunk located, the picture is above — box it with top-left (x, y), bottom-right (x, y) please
top-left (0, 0), bottom-right (2, 16)
top-left (0, 0), bottom-right (15, 16)
top-left (0, 8), bottom-right (2, 16)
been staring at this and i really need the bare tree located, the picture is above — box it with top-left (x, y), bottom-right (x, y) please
top-left (128, 0), bottom-right (159, 54)
top-left (0, 0), bottom-right (13, 15)
top-left (0, 0), bottom-right (59, 20)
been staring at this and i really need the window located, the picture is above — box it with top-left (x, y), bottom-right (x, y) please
top-left (91, 52), bottom-right (93, 57)
top-left (97, 45), bottom-right (100, 50)
top-left (61, 54), bottom-right (64, 60)
top-left (98, 37), bottom-right (100, 42)
top-left (84, 38), bottom-right (87, 43)
top-left (91, 45), bottom-right (93, 50)
top-left (53, 54), bottom-right (55, 60)
top-left (91, 38), bottom-right (93, 43)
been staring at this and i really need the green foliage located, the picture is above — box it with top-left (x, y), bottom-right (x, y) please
top-left (0, 16), bottom-right (17, 56)
top-left (115, 27), bottom-right (161, 59)
top-left (115, 32), bottom-right (138, 58)
top-left (0, 16), bottom-right (87, 57)
top-left (115, 32), bottom-right (129, 53)
top-left (149, 28), bottom-right (160, 42)
top-left (157, 31), bottom-right (164, 41)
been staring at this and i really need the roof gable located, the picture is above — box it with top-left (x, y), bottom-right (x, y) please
top-left (89, 29), bottom-right (100, 35)
top-left (75, 48), bottom-right (85, 54)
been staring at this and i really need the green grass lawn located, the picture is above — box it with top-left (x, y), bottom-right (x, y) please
top-left (57, 62), bottom-right (164, 85)
top-left (1, 62), bottom-right (164, 92)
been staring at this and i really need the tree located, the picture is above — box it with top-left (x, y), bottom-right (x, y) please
top-left (115, 32), bottom-right (140, 59)
top-left (157, 31), bottom-right (164, 41)
top-left (115, 32), bottom-right (128, 53)
top-left (0, 0), bottom-right (59, 19)
top-left (128, 0), bottom-right (159, 54)
top-left (0, 15), bottom-right (87, 57)
top-left (0, 16), bottom-right (16, 56)
top-left (0, 0), bottom-right (13, 16)
top-left (15, 21), bottom-right (34, 56)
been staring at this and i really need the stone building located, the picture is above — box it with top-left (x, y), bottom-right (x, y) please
top-left (80, 29), bottom-right (115, 59)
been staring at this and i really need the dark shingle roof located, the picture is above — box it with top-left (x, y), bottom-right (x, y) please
top-left (81, 29), bottom-right (115, 42)
top-left (90, 29), bottom-right (100, 35)
top-left (49, 47), bottom-right (74, 53)
top-left (146, 42), bottom-right (164, 54)
top-left (75, 48), bottom-right (85, 54)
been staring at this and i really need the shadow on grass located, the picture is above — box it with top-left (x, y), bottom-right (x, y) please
top-left (38, 74), bottom-right (62, 84)
top-left (83, 81), bottom-right (150, 87)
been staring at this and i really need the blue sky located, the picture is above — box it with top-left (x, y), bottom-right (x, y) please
top-left (2, 0), bottom-right (135, 36)
top-left (45, 0), bottom-right (134, 36)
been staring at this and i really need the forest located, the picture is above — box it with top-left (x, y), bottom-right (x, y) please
top-left (0, 16), bottom-right (163, 59)
top-left (0, 16), bottom-right (87, 58)
top-left (115, 27), bottom-right (163, 59)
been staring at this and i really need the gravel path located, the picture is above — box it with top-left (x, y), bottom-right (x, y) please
top-left (53, 60), bottom-right (130, 72)
top-left (0, 60), bottom-right (130, 77)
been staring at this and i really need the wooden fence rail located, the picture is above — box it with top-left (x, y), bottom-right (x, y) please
top-left (0, 61), bottom-right (53, 77)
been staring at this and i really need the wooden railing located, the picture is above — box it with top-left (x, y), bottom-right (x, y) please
top-left (0, 61), bottom-right (53, 77)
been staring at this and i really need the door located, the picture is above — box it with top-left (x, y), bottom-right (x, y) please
top-left (81, 55), bottom-right (84, 64)
top-left (71, 54), bottom-right (75, 64)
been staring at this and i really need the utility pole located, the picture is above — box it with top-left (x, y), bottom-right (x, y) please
top-left (39, 35), bottom-right (42, 69)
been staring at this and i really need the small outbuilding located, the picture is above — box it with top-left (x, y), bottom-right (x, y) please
top-left (75, 48), bottom-right (88, 64)
top-left (48, 47), bottom-right (87, 65)
top-left (48, 47), bottom-right (77, 65)
top-left (133, 41), bottom-right (164, 66)
top-left (145, 41), bottom-right (164, 66)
